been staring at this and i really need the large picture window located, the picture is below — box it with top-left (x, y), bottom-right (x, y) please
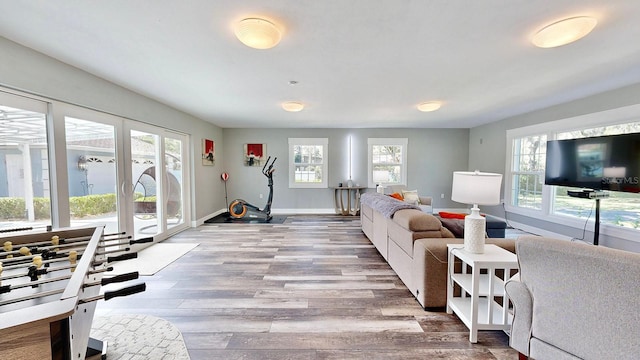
top-left (367, 138), bottom-right (408, 188)
top-left (506, 105), bottom-right (640, 235)
top-left (288, 138), bottom-right (328, 188)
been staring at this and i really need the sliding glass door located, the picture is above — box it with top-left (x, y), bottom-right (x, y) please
top-left (127, 124), bottom-right (190, 240)
top-left (1, 88), bottom-right (190, 240)
top-left (0, 91), bottom-right (51, 231)
top-left (65, 115), bottom-right (121, 234)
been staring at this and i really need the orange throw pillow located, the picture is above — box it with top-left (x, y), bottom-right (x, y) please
top-left (389, 192), bottom-right (404, 201)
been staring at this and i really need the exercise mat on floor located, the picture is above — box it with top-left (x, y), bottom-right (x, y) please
top-left (204, 213), bottom-right (287, 224)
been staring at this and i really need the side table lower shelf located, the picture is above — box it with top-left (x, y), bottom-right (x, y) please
top-left (448, 297), bottom-right (513, 331)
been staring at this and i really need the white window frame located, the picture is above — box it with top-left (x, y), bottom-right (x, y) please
top-left (288, 138), bottom-right (328, 188)
top-left (505, 103), bottom-right (640, 240)
top-left (367, 138), bottom-right (408, 188)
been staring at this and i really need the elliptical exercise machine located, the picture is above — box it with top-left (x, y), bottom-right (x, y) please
top-left (228, 156), bottom-right (276, 222)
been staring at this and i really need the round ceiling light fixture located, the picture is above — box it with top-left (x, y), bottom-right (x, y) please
top-left (417, 101), bottom-right (442, 112)
top-left (532, 16), bottom-right (597, 48)
top-left (234, 17), bottom-right (282, 49)
top-left (282, 101), bottom-right (304, 112)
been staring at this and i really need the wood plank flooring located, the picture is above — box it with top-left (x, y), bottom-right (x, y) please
top-left (96, 215), bottom-right (519, 359)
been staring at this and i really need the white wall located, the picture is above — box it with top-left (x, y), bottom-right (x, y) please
top-left (469, 82), bottom-right (640, 252)
top-left (222, 128), bottom-right (469, 213)
top-left (0, 36), bottom-right (225, 223)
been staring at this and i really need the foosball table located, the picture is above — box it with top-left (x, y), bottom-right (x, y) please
top-left (0, 226), bottom-right (150, 360)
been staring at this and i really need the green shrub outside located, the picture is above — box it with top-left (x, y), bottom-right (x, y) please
top-left (0, 193), bottom-right (117, 219)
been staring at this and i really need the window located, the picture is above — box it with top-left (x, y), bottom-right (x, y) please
top-left (505, 104), bottom-right (640, 234)
top-left (509, 134), bottom-right (547, 210)
top-left (368, 138), bottom-right (408, 188)
top-left (288, 138), bottom-right (328, 188)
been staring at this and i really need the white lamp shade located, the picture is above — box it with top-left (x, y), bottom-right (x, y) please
top-left (451, 171), bottom-right (503, 206)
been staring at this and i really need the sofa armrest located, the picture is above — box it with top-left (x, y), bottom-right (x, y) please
top-left (505, 274), bottom-right (532, 356)
top-left (419, 196), bottom-right (432, 206)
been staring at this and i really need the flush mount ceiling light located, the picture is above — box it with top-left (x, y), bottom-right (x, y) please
top-left (234, 17), bottom-right (282, 49)
top-left (282, 101), bottom-right (304, 112)
top-left (532, 16), bottom-right (597, 48)
top-left (417, 101), bottom-right (442, 112)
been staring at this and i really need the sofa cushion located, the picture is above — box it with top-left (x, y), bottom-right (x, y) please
top-left (439, 218), bottom-right (465, 238)
top-left (401, 189), bottom-right (420, 205)
top-left (392, 209), bottom-right (441, 231)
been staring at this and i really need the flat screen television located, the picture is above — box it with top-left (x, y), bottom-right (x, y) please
top-left (544, 132), bottom-right (640, 193)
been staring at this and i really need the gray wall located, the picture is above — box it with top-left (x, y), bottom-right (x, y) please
top-left (0, 36), bottom-right (225, 223)
top-left (222, 128), bottom-right (469, 212)
top-left (469, 82), bottom-right (640, 252)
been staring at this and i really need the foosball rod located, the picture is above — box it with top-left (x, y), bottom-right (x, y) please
top-left (79, 283), bottom-right (147, 303)
top-left (1, 232), bottom-right (129, 250)
top-left (0, 281), bottom-right (145, 307)
top-left (0, 245), bottom-right (133, 267)
top-left (0, 235), bottom-right (152, 258)
top-left (0, 270), bottom-right (140, 295)
top-left (2, 251), bottom-right (138, 271)
top-left (0, 265), bottom-right (114, 282)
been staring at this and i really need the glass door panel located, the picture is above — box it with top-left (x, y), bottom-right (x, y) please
top-left (131, 129), bottom-right (161, 238)
top-left (65, 117), bottom-right (119, 234)
top-left (0, 97), bottom-right (51, 231)
top-left (165, 137), bottom-right (184, 230)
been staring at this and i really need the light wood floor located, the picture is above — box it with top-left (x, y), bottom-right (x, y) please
top-left (96, 215), bottom-right (519, 359)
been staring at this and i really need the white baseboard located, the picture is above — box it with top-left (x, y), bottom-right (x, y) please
top-left (271, 208), bottom-right (336, 215)
top-left (193, 208), bottom-right (227, 227)
top-left (507, 220), bottom-right (573, 241)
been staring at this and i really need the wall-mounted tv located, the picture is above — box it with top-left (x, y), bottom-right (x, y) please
top-left (544, 132), bottom-right (640, 193)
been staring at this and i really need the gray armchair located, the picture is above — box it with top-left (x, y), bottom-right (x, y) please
top-left (505, 236), bottom-right (640, 360)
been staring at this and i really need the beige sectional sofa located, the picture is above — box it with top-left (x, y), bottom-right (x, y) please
top-left (361, 192), bottom-right (515, 308)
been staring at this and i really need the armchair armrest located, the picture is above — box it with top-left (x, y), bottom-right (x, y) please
top-left (505, 273), bottom-right (532, 356)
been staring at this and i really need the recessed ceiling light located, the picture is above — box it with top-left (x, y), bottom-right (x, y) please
top-left (282, 101), bottom-right (304, 112)
top-left (234, 17), bottom-right (282, 49)
top-left (532, 16), bottom-right (597, 48)
top-left (417, 101), bottom-right (442, 112)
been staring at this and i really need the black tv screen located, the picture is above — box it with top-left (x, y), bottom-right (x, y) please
top-left (544, 133), bottom-right (640, 193)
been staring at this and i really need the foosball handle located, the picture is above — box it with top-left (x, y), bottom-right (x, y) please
top-left (107, 253), bottom-right (137, 262)
top-left (101, 271), bottom-right (139, 286)
top-left (103, 283), bottom-right (146, 301)
top-left (130, 237), bottom-right (153, 245)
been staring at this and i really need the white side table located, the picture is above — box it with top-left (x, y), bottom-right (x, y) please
top-left (446, 244), bottom-right (518, 343)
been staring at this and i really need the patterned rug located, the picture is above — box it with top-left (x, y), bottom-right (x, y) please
top-left (90, 314), bottom-right (190, 360)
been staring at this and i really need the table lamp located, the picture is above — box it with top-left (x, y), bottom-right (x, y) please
top-left (451, 171), bottom-right (503, 253)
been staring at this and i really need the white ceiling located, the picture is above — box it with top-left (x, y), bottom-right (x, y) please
top-left (2, 1), bottom-right (640, 129)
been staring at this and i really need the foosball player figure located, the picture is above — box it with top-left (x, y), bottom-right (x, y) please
top-left (3, 241), bottom-right (13, 259)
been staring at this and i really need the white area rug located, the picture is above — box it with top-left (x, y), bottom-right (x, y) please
top-left (111, 243), bottom-right (198, 276)
top-left (91, 314), bottom-right (190, 360)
